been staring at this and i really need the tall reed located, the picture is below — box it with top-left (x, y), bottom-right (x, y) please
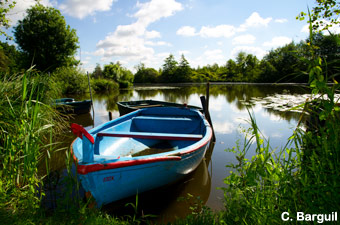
top-left (0, 70), bottom-right (64, 212)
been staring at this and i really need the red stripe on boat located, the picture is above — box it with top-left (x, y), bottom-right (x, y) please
top-left (77, 156), bottom-right (181, 175)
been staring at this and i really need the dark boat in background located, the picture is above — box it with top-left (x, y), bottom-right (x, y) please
top-left (117, 99), bottom-right (202, 116)
top-left (54, 98), bottom-right (92, 115)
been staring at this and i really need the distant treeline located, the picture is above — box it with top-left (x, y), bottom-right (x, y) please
top-left (133, 33), bottom-right (340, 84)
top-left (1, 33), bottom-right (339, 89)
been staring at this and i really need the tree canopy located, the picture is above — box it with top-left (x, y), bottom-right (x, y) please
top-left (14, 4), bottom-right (79, 72)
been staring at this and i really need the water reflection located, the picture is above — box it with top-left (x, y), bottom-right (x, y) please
top-left (48, 84), bottom-right (311, 221)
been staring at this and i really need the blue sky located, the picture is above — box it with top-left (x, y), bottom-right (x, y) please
top-left (4, 0), bottom-right (325, 73)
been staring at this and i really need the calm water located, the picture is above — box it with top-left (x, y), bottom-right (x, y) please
top-left (50, 83), bottom-right (309, 222)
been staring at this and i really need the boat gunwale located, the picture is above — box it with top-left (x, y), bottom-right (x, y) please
top-left (74, 129), bottom-right (212, 175)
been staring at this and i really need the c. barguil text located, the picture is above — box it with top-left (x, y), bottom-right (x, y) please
top-left (281, 212), bottom-right (337, 223)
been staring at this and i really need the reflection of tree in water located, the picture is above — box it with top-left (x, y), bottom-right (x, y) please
top-left (93, 89), bottom-right (134, 111)
top-left (92, 83), bottom-right (310, 122)
top-left (264, 107), bottom-right (303, 123)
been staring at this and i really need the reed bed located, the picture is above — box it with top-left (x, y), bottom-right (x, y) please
top-left (0, 71), bottom-right (65, 213)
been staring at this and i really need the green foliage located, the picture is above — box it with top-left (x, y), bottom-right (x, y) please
top-left (52, 66), bottom-right (88, 95)
top-left (160, 54), bottom-right (179, 82)
top-left (0, 41), bottom-right (25, 75)
top-left (134, 63), bottom-right (160, 83)
top-left (91, 78), bottom-right (119, 92)
top-left (298, 0), bottom-right (340, 32)
top-left (0, 70), bottom-right (65, 213)
top-left (176, 54), bottom-right (192, 82)
top-left (92, 63), bottom-right (103, 79)
top-left (220, 5), bottom-right (340, 224)
top-left (102, 62), bottom-right (121, 81)
top-left (159, 54), bottom-right (194, 83)
top-left (102, 62), bottom-right (133, 87)
top-left (221, 109), bottom-right (339, 224)
top-left (0, 0), bottom-right (16, 39)
top-left (14, 4), bottom-right (79, 72)
top-left (118, 68), bottom-right (134, 88)
top-left (259, 42), bottom-right (308, 83)
top-left (221, 111), bottom-right (302, 224)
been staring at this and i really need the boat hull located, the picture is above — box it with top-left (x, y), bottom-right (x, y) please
top-left (78, 142), bottom-right (209, 206)
top-left (55, 98), bottom-right (92, 114)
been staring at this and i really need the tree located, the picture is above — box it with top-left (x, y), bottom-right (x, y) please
top-left (0, 0), bottom-right (16, 39)
top-left (0, 41), bottom-right (24, 74)
top-left (175, 54), bottom-right (192, 82)
top-left (103, 62), bottom-right (121, 81)
top-left (102, 62), bottom-right (133, 87)
top-left (225, 59), bottom-right (238, 81)
top-left (134, 63), bottom-right (160, 83)
top-left (92, 63), bottom-right (103, 79)
top-left (14, 4), bottom-right (79, 72)
top-left (260, 42), bottom-right (307, 82)
top-left (161, 54), bottom-right (178, 82)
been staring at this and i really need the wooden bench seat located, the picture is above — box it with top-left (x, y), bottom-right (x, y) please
top-left (97, 131), bottom-right (203, 141)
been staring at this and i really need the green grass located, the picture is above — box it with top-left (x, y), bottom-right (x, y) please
top-left (218, 19), bottom-right (340, 223)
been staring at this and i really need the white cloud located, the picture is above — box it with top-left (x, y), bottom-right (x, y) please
top-left (176, 26), bottom-right (197, 36)
top-left (177, 12), bottom-right (271, 40)
top-left (96, 0), bottom-right (183, 67)
top-left (59, 0), bottom-right (116, 19)
top-left (232, 34), bottom-right (256, 45)
top-left (213, 121), bottom-right (236, 134)
top-left (178, 50), bottom-right (190, 55)
top-left (190, 49), bottom-right (226, 68)
top-left (145, 30), bottom-right (161, 39)
top-left (199, 25), bottom-right (237, 38)
top-left (239, 12), bottom-right (272, 31)
top-left (134, 0), bottom-right (183, 26)
top-left (263, 36), bottom-right (292, 48)
top-left (275, 18), bottom-right (288, 23)
top-left (5, 0), bottom-right (53, 26)
top-left (145, 41), bottom-right (172, 46)
top-left (231, 46), bottom-right (267, 59)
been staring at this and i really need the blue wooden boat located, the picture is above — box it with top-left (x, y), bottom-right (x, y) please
top-left (117, 99), bottom-right (202, 116)
top-left (55, 98), bottom-right (92, 114)
top-left (70, 107), bottom-right (212, 207)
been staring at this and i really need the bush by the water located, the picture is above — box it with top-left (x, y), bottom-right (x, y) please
top-left (91, 78), bottom-right (119, 92)
top-left (52, 66), bottom-right (88, 95)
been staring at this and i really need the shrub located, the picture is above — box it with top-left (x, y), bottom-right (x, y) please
top-left (91, 78), bottom-right (119, 92)
top-left (52, 66), bottom-right (88, 95)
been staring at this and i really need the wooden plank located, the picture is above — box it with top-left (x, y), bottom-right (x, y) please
top-left (97, 131), bottom-right (202, 141)
top-left (133, 104), bottom-right (163, 109)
